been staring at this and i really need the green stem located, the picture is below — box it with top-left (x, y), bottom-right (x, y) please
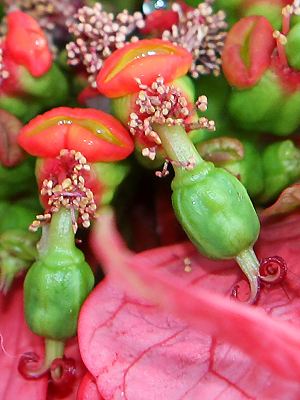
top-left (39, 208), bottom-right (76, 259)
top-left (45, 338), bottom-right (65, 367)
top-left (154, 124), bottom-right (204, 174)
top-left (235, 248), bottom-right (260, 303)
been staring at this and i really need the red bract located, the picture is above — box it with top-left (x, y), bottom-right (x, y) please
top-left (5, 11), bottom-right (52, 77)
top-left (222, 16), bottom-right (276, 88)
top-left (0, 281), bottom-right (87, 400)
top-left (79, 208), bottom-right (300, 398)
top-left (18, 107), bottom-right (134, 162)
top-left (96, 39), bottom-right (192, 98)
top-left (0, 281), bottom-right (47, 399)
top-left (77, 372), bottom-right (103, 400)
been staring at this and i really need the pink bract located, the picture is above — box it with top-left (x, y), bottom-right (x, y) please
top-left (78, 209), bottom-right (300, 399)
top-left (0, 282), bottom-right (47, 399)
top-left (0, 281), bottom-right (87, 400)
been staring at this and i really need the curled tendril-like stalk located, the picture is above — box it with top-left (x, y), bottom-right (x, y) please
top-left (259, 256), bottom-right (287, 284)
top-left (18, 352), bottom-right (49, 379)
top-left (48, 357), bottom-right (77, 397)
top-left (231, 277), bottom-right (261, 305)
top-left (231, 255), bottom-right (287, 304)
top-left (50, 357), bottom-right (76, 386)
top-left (18, 351), bottom-right (76, 392)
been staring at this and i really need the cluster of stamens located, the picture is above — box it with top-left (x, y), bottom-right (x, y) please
top-left (66, 3), bottom-right (145, 88)
top-left (128, 76), bottom-right (215, 160)
top-left (161, 1), bottom-right (227, 78)
top-left (4, 0), bottom-right (80, 31)
top-left (30, 149), bottom-right (97, 233)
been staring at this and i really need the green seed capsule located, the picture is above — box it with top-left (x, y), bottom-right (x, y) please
top-left (25, 254), bottom-right (94, 340)
top-left (24, 208), bottom-right (94, 340)
top-left (172, 162), bottom-right (260, 259)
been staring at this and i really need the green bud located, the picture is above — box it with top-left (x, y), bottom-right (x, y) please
top-left (271, 90), bottom-right (300, 135)
top-left (228, 70), bottom-right (284, 131)
top-left (259, 140), bottom-right (300, 203)
top-left (244, 3), bottom-right (283, 30)
top-left (20, 63), bottom-right (69, 104)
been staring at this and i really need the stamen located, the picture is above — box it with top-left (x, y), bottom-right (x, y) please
top-left (273, 30), bottom-right (288, 66)
top-left (30, 149), bottom-right (97, 233)
top-left (129, 76), bottom-right (215, 160)
top-left (3, 0), bottom-right (79, 33)
top-left (155, 160), bottom-right (170, 177)
top-left (282, 1), bottom-right (300, 35)
top-left (274, 0), bottom-right (300, 66)
top-left (161, 1), bottom-right (227, 77)
top-left (66, 3), bottom-right (145, 87)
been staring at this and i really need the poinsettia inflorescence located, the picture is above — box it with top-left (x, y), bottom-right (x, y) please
top-left (128, 76), bottom-right (215, 161)
top-left (31, 149), bottom-right (97, 233)
top-left (66, 3), bottom-right (145, 88)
